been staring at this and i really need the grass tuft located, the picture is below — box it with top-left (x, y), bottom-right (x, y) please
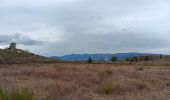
top-left (0, 88), bottom-right (34, 100)
top-left (98, 69), bottom-right (112, 79)
top-left (0, 88), bottom-right (9, 100)
top-left (135, 67), bottom-right (144, 71)
top-left (102, 84), bottom-right (114, 94)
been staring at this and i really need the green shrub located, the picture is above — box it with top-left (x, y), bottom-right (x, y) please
top-left (102, 84), bottom-right (114, 94)
top-left (0, 88), bottom-right (34, 100)
top-left (11, 89), bottom-right (34, 100)
top-left (98, 69), bottom-right (112, 79)
top-left (111, 56), bottom-right (117, 62)
top-left (0, 88), bottom-right (9, 100)
top-left (135, 67), bottom-right (144, 71)
top-left (87, 57), bottom-right (92, 63)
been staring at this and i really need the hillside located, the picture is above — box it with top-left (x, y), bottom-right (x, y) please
top-left (54, 53), bottom-right (165, 61)
top-left (56, 54), bottom-right (112, 61)
top-left (0, 48), bottom-right (54, 64)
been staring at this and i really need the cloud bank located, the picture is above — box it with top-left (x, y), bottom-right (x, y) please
top-left (0, 33), bottom-right (42, 45)
top-left (0, 0), bottom-right (170, 56)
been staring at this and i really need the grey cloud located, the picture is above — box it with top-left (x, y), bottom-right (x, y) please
top-left (41, 32), bottom-right (167, 56)
top-left (0, 33), bottom-right (43, 45)
top-left (63, 32), bottom-right (167, 50)
top-left (0, 0), bottom-right (170, 56)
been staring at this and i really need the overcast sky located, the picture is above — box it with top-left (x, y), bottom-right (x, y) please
top-left (0, 0), bottom-right (170, 56)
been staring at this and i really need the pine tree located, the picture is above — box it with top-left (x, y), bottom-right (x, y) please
top-left (111, 56), bottom-right (117, 62)
top-left (88, 57), bottom-right (92, 63)
top-left (9, 42), bottom-right (16, 50)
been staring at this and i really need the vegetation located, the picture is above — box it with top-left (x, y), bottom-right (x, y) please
top-left (0, 63), bottom-right (169, 100)
top-left (87, 57), bottom-right (92, 63)
top-left (98, 69), bottom-right (112, 79)
top-left (0, 43), bottom-right (169, 100)
top-left (0, 88), bottom-right (9, 100)
top-left (0, 48), bottom-right (52, 64)
top-left (0, 43), bottom-right (56, 64)
top-left (9, 42), bottom-right (17, 50)
top-left (0, 88), bottom-right (34, 100)
top-left (111, 56), bottom-right (117, 62)
top-left (159, 55), bottom-right (163, 59)
top-left (126, 55), bottom-right (166, 62)
top-left (135, 67), bottom-right (144, 71)
top-left (102, 84), bottom-right (114, 94)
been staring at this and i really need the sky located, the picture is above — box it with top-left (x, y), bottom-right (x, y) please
top-left (0, 0), bottom-right (170, 56)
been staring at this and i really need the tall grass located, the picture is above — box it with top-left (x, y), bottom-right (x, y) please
top-left (0, 88), bottom-right (9, 100)
top-left (98, 69), bottom-right (112, 79)
top-left (0, 88), bottom-right (34, 100)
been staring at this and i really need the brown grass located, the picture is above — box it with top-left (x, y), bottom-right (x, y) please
top-left (0, 63), bottom-right (169, 100)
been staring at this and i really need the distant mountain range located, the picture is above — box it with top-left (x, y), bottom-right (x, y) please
top-left (51, 53), bottom-right (165, 61)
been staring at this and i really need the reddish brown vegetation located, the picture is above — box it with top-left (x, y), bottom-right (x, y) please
top-left (0, 63), bottom-right (169, 100)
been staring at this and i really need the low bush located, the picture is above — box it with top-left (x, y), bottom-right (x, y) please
top-left (0, 88), bottom-right (34, 100)
top-left (135, 67), bottom-right (144, 71)
top-left (102, 84), bottom-right (114, 94)
top-left (0, 88), bottom-right (9, 100)
top-left (98, 69), bottom-right (112, 79)
top-left (99, 79), bottom-right (149, 95)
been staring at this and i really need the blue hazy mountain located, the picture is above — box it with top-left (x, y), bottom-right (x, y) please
top-left (52, 53), bottom-right (162, 61)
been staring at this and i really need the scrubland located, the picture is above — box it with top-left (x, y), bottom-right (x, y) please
top-left (0, 63), bottom-right (169, 100)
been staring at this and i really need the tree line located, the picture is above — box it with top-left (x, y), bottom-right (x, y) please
top-left (87, 55), bottom-right (164, 63)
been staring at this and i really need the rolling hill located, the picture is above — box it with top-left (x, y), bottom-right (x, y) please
top-left (0, 48), bottom-right (55, 64)
top-left (53, 53), bottom-right (164, 61)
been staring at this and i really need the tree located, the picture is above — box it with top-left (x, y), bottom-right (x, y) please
top-left (88, 57), bottom-right (92, 63)
top-left (111, 56), bottom-right (117, 62)
top-left (144, 56), bottom-right (149, 61)
top-left (9, 42), bottom-right (16, 50)
top-left (160, 55), bottom-right (163, 59)
top-left (126, 58), bottom-right (130, 62)
top-left (126, 56), bottom-right (138, 62)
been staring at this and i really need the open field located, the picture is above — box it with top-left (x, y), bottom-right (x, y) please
top-left (0, 63), bottom-right (169, 100)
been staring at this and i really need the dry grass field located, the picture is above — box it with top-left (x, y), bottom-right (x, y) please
top-left (0, 63), bottom-right (169, 100)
